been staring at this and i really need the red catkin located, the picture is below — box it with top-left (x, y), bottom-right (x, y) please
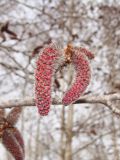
top-left (62, 47), bottom-right (94, 105)
top-left (78, 47), bottom-right (94, 59)
top-left (35, 43), bottom-right (62, 116)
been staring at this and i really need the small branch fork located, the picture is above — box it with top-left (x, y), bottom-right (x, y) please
top-left (0, 93), bottom-right (120, 115)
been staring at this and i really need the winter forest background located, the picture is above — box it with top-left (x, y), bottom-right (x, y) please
top-left (0, 0), bottom-right (120, 160)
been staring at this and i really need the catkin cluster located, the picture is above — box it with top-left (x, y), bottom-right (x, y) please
top-left (35, 42), bottom-right (94, 116)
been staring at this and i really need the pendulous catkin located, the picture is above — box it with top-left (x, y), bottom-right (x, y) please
top-left (2, 129), bottom-right (24, 160)
top-left (35, 42), bottom-right (63, 116)
top-left (62, 47), bottom-right (94, 105)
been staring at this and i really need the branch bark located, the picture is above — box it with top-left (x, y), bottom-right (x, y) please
top-left (0, 93), bottom-right (120, 114)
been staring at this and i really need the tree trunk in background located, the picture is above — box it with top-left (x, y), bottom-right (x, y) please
top-left (65, 105), bottom-right (73, 160)
top-left (34, 118), bottom-right (42, 160)
top-left (60, 107), bottom-right (66, 160)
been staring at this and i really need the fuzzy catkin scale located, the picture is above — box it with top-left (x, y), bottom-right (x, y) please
top-left (35, 43), bottom-right (62, 116)
top-left (62, 48), bottom-right (92, 105)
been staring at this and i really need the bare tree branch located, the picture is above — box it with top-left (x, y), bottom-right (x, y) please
top-left (0, 93), bottom-right (120, 114)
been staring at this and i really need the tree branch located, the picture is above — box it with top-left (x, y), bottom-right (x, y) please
top-left (0, 93), bottom-right (120, 114)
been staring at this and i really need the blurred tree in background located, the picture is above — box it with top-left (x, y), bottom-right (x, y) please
top-left (0, 0), bottom-right (120, 160)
